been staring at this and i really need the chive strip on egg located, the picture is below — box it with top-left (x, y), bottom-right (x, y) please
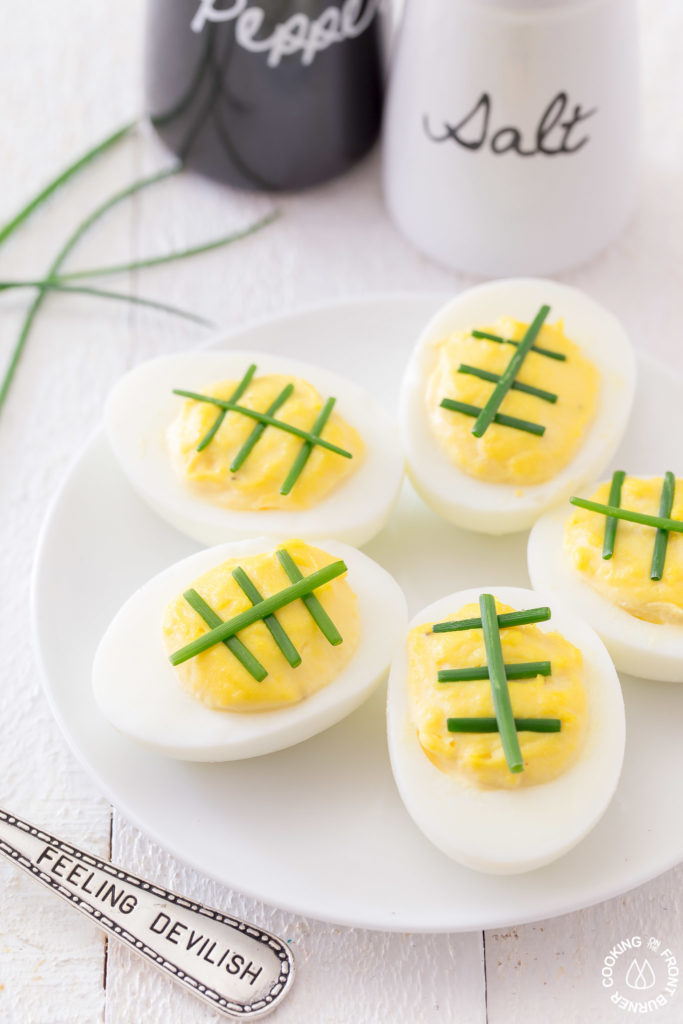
top-left (183, 588), bottom-right (267, 681)
top-left (172, 389), bottom-right (353, 458)
top-left (457, 364), bottom-right (558, 403)
top-left (169, 559), bottom-right (347, 665)
top-left (602, 470), bottom-right (626, 560)
top-left (479, 593), bottom-right (524, 773)
top-left (276, 548), bottom-right (343, 646)
top-left (438, 661), bottom-right (551, 682)
top-left (196, 363), bottom-right (257, 452)
top-left (471, 305), bottom-right (550, 438)
top-left (432, 606), bottom-right (551, 633)
top-left (232, 565), bottom-right (302, 668)
top-left (230, 382), bottom-right (294, 471)
top-left (440, 399), bottom-right (545, 437)
top-left (569, 498), bottom-right (683, 534)
top-left (651, 471), bottom-right (676, 581)
top-left (471, 329), bottom-right (566, 362)
top-left (447, 717), bottom-right (561, 733)
top-left (280, 396), bottom-right (336, 496)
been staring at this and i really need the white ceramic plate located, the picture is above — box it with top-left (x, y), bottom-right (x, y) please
top-left (32, 294), bottom-right (683, 933)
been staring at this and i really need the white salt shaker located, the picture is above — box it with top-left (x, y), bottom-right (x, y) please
top-left (382, 0), bottom-right (639, 276)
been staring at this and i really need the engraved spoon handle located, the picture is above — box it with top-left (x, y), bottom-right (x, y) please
top-left (0, 807), bottom-right (294, 1018)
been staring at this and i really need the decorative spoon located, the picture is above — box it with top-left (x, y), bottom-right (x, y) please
top-left (0, 807), bottom-right (294, 1018)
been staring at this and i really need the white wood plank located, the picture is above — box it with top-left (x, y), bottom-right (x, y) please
top-left (486, 863), bottom-right (683, 1024)
top-left (0, 2), bottom-right (143, 1022)
top-left (104, 812), bottom-right (486, 1024)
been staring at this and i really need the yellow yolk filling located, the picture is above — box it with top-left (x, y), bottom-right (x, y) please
top-left (407, 600), bottom-right (586, 789)
top-left (565, 476), bottom-right (683, 625)
top-left (425, 317), bottom-right (599, 485)
top-left (163, 540), bottom-right (360, 710)
top-left (167, 374), bottom-right (364, 510)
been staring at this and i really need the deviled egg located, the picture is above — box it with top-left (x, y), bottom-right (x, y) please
top-left (400, 279), bottom-right (636, 533)
top-left (529, 472), bottom-right (683, 681)
top-left (387, 586), bottom-right (624, 873)
top-left (105, 350), bottom-right (404, 547)
top-left (93, 537), bottom-right (407, 760)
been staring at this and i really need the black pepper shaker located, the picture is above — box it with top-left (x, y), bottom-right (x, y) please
top-left (145, 0), bottom-right (384, 191)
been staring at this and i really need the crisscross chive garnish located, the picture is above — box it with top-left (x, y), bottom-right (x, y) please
top-left (230, 383), bottom-right (294, 472)
top-left (438, 661), bottom-right (551, 683)
top-left (231, 566), bottom-right (301, 668)
top-left (569, 498), bottom-right (683, 534)
top-left (433, 606), bottom-right (551, 633)
top-left (280, 397), bottom-right (336, 496)
top-left (602, 470), bottom-right (625, 559)
top-left (196, 363), bottom-right (257, 453)
top-left (440, 399), bottom-right (545, 437)
top-left (479, 594), bottom-right (523, 773)
top-left (169, 559), bottom-right (347, 665)
top-left (183, 588), bottom-right (267, 681)
top-left (172, 389), bottom-right (353, 459)
top-left (471, 329), bottom-right (566, 362)
top-left (447, 717), bottom-right (561, 733)
top-left (457, 364), bottom-right (557, 404)
top-left (177, 371), bottom-right (350, 495)
top-left (651, 472), bottom-right (676, 581)
top-left (471, 305), bottom-right (550, 437)
top-left (276, 549), bottom-right (343, 646)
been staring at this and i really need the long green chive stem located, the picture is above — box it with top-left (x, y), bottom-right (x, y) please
top-left (651, 471), bottom-right (676, 581)
top-left (0, 279), bottom-right (212, 325)
top-left (433, 607), bottom-right (551, 633)
top-left (472, 305), bottom-right (550, 437)
top-left (170, 559), bottom-right (347, 665)
top-left (230, 383), bottom-right (294, 472)
top-left (231, 566), bottom-right (301, 668)
top-left (196, 364), bottom-right (257, 453)
top-left (438, 661), bottom-right (551, 683)
top-left (276, 548), bottom-right (343, 647)
top-left (471, 330), bottom-right (566, 362)
top-left (172, 389), bottom-right (353, 457)
top-left (55, 211), bottom-right (280, 281)
top-left (183, 589), bottom-right (267, 681)
top-left (447, 717), bottom-right (561, 733)
top-left (602, 470), bottom-right (626, 560)
top-left (0, 164), bottom-right (181, 420)
top-left (280, 396), bottom-right (336, 496)
top-left (569, 498), bottom-right (683, 534)
top-left (479, 594), bottom-right (523, 773)
top-left (0, 212), bottom-right (280, 296)
top-left (457, 364), bottom-right (557, 403)
top-left (440, 398), bottom-right (545, 437)
top-left (0, 121), bottom-right (136, 249)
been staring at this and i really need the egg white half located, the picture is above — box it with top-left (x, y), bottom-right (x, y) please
top-left (105, 350), bottom-right (404, 548)
top-left (387, 585), bottom-right (625, 874)
top-left (529, 495), bottom-right (683, 682)
top-left (93, 537), bottom-right (407, 761)
top-left (400, 278), bottom-right (636, 534)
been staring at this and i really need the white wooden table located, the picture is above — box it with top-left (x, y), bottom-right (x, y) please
top-left (1, 3), bottom-right (682, 1022)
